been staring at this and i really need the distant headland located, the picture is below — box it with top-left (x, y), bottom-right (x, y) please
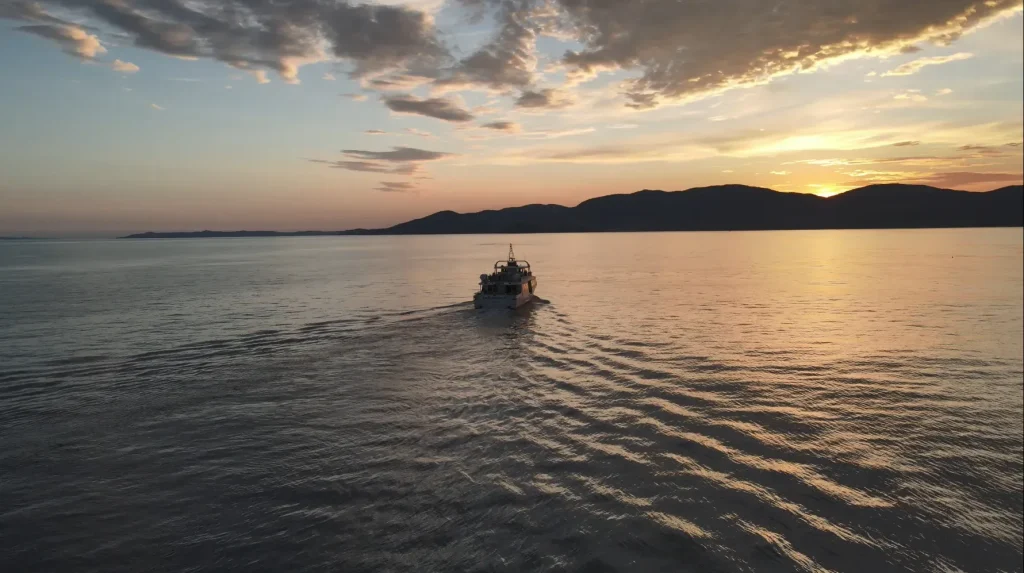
top-left (118, 183), bottom-right (1023, 239)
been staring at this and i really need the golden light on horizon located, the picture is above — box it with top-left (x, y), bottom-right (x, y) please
top-left (807, 184), bottom-right (843, 197)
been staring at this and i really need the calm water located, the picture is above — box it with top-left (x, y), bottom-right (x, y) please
top-left (1, 230), bottom-right (1022, 573)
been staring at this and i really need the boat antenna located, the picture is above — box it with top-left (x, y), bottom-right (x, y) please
top-left (508, 243), bottom-right (516, 262)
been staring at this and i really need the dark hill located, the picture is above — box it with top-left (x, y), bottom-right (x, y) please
top-left (338, 183), bottom-right (1022, 235)
top-left (120, 183), bottom-right (1022, 238)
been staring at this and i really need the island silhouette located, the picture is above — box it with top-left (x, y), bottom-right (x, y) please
top-left (119, 183), bottom-right (1023, 238)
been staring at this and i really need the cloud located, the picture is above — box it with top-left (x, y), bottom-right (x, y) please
top-left (894, 90), bottom-right (928, 103)
top-left (341, 93), bottom-right (368, 101)
top-left (376, 181), bottom-right (416, 192)
top-left (514, 88), bottom-right (573, 109)
top-left (18, 24), bottom-right (105, 59)
top-left (554, 0), bottom-right (1016, 106)
top-left (313, 146), bottom-right (455, 176)
top-left (957, 144), bottom-right (1004, 155)
top-left (112, 59), bottom-right (139, 73)
top-left (6, 0), bottom-right (446, 84)
top-left (520, 127), bottom-right (596, 139)
top-left (881, 52), bottom-right (974, 77)
top-left (384, 95), bottom-right (474, 122)
top-left (7, 0), bottom-right (1020, 112)
top-left (433, 4), bottom-right (539, 92)
top-left (361, 128), bottom-right (433, 138)
top-left (311, 160), bottom-right (419, 175)
top-left (936, 88), bottom-right (954, 96)
top-left (150, 103), bottom-right (164, 110)
top-left (918, 171), bottom-right (1023, 188)
top-left (893, 141), bottom-right (920, 147)
top-left (770, 170), bottom-right (790, 176)
top-left (362, 73), bottom-right (434, 91)
top-left (481, 120), bottom-right (521, 132)
top-left (322, 73), bottom-right (336, 81)
top-left (342, 147), bottom-right (452, 162)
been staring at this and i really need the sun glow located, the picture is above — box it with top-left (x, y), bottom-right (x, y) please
top-left (808, 184), bottom-right (849, 197)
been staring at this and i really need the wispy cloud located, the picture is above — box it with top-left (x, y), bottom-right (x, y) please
top-left (384, 95), bottom-right (474, 122)
top-left (342, 147), bottom-right (452, 162)
top-left (375, 181), bottom-right (416, 192)
top-left (112, 59), bottom-right (139, 73)
top-left (150, 103), bottom-right (164, 111)
top-left (312, 146), bottom-right (455, 176)
top-left (322, 73), bottom-right (336, 81)
top-left (917, 171), bottom-right (1023, 188)
top-left (520, 127), bottom-right (596, 140)
top-left (894, 90), bottom-right (928, 103)
top-left (881, 53), bottom-right (974, 77)
top-left (892, 141), bottom-right (920, 147)
top-left (515, 88), bottom-right (574, 110)
top-left (18, 24), bottom-right (105, 59)
top-left (481, 121), bottom-right (521, 132)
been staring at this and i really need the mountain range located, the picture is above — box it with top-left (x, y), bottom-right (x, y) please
top-left (120, 183), bottom-right (1023, 238)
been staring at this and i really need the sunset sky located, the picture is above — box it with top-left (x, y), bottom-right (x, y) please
top-left (1, 0), bottom-right (1022, 236)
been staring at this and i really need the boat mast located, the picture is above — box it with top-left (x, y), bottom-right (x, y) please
top-left (508, 243), bottom-right (516, 263)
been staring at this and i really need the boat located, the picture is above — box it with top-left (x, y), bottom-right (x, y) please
top-left (474, 244), bottom-right (538, 309)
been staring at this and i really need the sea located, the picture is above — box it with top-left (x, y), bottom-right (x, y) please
top-left (1, 229), bottom-right (1022, 573)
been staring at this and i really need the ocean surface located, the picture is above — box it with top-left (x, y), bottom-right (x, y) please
top-left (1, 229), bottom-right (1022, 573)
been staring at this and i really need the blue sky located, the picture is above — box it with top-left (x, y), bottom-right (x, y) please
top-left (0, 0), bottom-right (1021, 236)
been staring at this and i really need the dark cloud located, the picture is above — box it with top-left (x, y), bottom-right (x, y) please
top-left (375, 181), bottom-right (416, 192)
top-left (4, 0), bottom-right (447, 83)
top-left (312, 146), bottom-right (455, 176)
top-left (893, 141), bottom-right (921, 147)
top-left (958, 144), bottom-right (1003, 155)
top-left (514, 88), bottom-right (572, 109)
top-left (384, 95), bottom-right (474, 122)
top-left (365, 73), bottom-right (433, 91)
top-left (435, 1), bottom-right (539, 91)
top-left (556, 0), bottom-right (1018, 105)
top-left (8, 0), bottom-right (1018, 109)
top-left (309, 159), bottom-right (395, 173)
top-left (365, 130), bottom-right (388, 135)
top-left (461, 0), bottom-right (1020, 106)
top-left (341, 147), bottom-right (454, 162)
top-left (481, 120), bottom-right (520, 132)
top-left (919, 171), bottom-right (1023, 188)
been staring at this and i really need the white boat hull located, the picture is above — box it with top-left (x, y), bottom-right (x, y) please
top-left (473, 291), bottom-right (534, 309)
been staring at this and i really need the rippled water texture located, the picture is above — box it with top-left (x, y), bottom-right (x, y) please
top-left (1, 230), bottom-right (1022, 573)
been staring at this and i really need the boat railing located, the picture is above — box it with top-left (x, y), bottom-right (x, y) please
top-left (493, 260), bottom-right (531, 273)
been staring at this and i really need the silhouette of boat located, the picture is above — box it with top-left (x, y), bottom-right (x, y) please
top-left (474, 244), bottom-right (537, 309)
